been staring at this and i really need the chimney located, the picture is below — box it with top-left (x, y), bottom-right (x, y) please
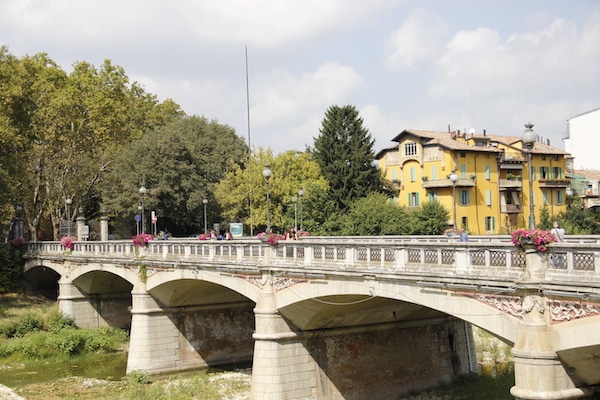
top-left (483, 129), bottom-right (486, 136)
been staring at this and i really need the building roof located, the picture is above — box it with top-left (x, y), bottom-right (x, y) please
top-left (391, 129), bottom-right (500, 153)
top-left (384, 128), bottom-right (569, 156)
top-left (571, 169), bottom-right (600, 181)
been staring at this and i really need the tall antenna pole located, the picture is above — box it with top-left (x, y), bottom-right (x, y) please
top-left (246, 46), bottom-right (254, 236)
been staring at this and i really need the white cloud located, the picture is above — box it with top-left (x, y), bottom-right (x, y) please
top-left (385, 9), bottom-right (448, 70)
top-left (248, 62), bottom-right (364, 150)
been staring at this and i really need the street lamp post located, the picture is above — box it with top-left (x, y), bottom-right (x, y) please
top-left (298, 189), bottom-right (304, 231)
top-left (65, 197), bottom-right (72, 237)
top-left (449, 172), bottom-right (458, 231)
top-left (139, 185), bottom-right (147, 234)
top-left (203, 198), bottom-right (208, 233)
top-left (291, 196), bottom-right (298, 232)
top-left (137, 205), bottom-right (142, 235)
top-left (522, 122), bottom-right (537, 230)
top-left (262, 165), bottom-right (272, 233)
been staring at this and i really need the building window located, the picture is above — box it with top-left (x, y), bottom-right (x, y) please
top-left (460, 164), bottom-right (467, 178)
top-left (552, 167), bottom-right (562, 179)
top-left (485, 190), bottom-right (492, 206)
top-left (484, 165), bottom-right (491, 180)
top-left (484, 216), bottom-right (495, 232)
top-left (428, 191), bottom-right (438, 202)
top-left (408, 192), bottom-right (420, 207)
top-left (410, 167), bottom-right (416, 182)
top-left (459, 189), bottom-right (471, 205)
top-left (461, 217), bottom-right (468, 230)
top-left (542, 190), bottom-right (549, 205)
top-left (556, 190), bottom-right (564, 205)
top-left (431, 165), bottom-right (438, 179)
top-left (540, 167), bottom-right (549, 179)
top-left (391, 170), bottom-right (397, 180)
top-left (404, 142), bottom-right (417, 156)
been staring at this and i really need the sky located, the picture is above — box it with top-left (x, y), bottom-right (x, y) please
top-left (1, 0), bottom-right (599, 156)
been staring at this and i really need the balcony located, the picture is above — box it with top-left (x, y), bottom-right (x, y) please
top-left (499, 179), bottom-right (523, 190)
top-left (498, 152), bottom-right (526, 169)
top-left (422, 177), bottom-right (476, 189)
top-left (500, 204), bottom-right (522, 214)
top-left (538, 179), bottom-right (570, 188)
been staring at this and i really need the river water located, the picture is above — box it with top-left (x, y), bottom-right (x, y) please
top-left (0, 352), bottom-right (128, 388)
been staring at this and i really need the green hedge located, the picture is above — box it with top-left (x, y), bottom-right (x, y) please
top-left (0, 242), bottom-right (25, 293)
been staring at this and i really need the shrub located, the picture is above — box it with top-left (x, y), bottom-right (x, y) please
top-left (128, 369), bottom-right (150, 384)
top-left (82, 326), bottom-right (128, 353)
top-left (46, 328), bottom-right (84, 354)
top-left (0, 243), bottom-right (24, 293)
top-left (45, 307), bottom-right (76, 333)
top-left (11, 312), bottom-right (45, 338)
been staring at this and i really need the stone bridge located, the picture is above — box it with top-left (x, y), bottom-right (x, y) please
top-left (22, 236), bottom-right (600, 400)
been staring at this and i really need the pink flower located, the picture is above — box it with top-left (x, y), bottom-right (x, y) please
top-left (60, 236), bottom-right (76, 250)
top-left (132, 233), bottom-right (153, 247)
top-left (511, 229), bottom-right (557, 252)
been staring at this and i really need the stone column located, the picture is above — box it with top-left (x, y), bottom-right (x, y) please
top-left (126, 284), bottom-right (181, 374)
top-left (100, 215), bottom-right (109, 241)
top-left (250, 271), bottom-right (318, 400)
top-left (76, 212), bottom-right (86, 241)
top-left (510, 251), bottom-right (594, 399)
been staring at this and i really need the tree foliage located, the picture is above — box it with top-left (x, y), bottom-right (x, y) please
top-left (312, 105), bottom-right (383, 212)
top-left (101, 116), bottom-right (248, 237)
top-left (337, 193), bottom-right (414, 236)
top-left (215, 149), bottom-right (328, 235)
top-left (0, 47), bottom-right (183, 239)
top-left (413, 201), bottom-right (451, 235)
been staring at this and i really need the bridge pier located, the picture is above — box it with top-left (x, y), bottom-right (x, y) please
top-left (251, 272), bottom-right (318, 400)
top-left (510, 251), bottom-right (595, 400)
top-left (58, 279), bottom-right (102, 328)
top-left (510, 296), bottom-right (594, 399)
top-left (126, 284), bottom-right (182, 374)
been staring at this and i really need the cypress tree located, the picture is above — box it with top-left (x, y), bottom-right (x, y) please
top-left (312, 105), bottom-right (382, 211)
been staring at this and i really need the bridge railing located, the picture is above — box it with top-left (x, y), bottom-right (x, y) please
top-left (23, 238), bottom-right (600, 288)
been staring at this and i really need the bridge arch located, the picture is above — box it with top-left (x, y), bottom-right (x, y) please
top-left (274, 278), bottom-right (520, 344)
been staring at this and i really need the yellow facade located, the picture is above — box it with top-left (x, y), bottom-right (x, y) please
top-left (376, 129), bottom-right (570, 235)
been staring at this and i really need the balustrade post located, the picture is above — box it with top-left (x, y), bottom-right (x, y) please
top-left (454, 247), bottom-right (469, 273)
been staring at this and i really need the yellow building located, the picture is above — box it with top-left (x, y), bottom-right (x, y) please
top-left (375, 127), bottom-right (571, 235)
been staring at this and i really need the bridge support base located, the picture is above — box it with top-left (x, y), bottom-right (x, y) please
top-left (126, 287), bottom-right (181, 374)
top-left (251, 273), bottom-right (318, 400)
top-left (510, 294), bottom-right (595, 400)
top-left (58, 280), bottom-right (102, 328)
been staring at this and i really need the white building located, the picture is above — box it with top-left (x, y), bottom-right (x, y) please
top-left (564, 107), bottom-right (600, 170)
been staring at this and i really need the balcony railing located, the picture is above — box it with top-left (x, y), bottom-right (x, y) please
top-left (538, 179), bottom-right (570, 188)
top-left (499, 179), bottom-right (523, 190)
top-left (500, 204), bottom-right (521, 213)
top-left (422, 177), bottom-right (476, 189)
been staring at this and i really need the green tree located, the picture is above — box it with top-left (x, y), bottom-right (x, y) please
top-left (0, 49), bottom-right (183, 239)
top-left (312, 105), bottom-right (383, 212)
top-left (412, 201), bottom-right (450, 235)
top-left (102, 116), bottom-right (247, 237)
top-left (338, 193), bottom-right (414, 236)
top-left (215, 149), bottom-right (328, 235)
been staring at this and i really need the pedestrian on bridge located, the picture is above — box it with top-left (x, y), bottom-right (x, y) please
top-left (551, 221), bottom-right (565, 242)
